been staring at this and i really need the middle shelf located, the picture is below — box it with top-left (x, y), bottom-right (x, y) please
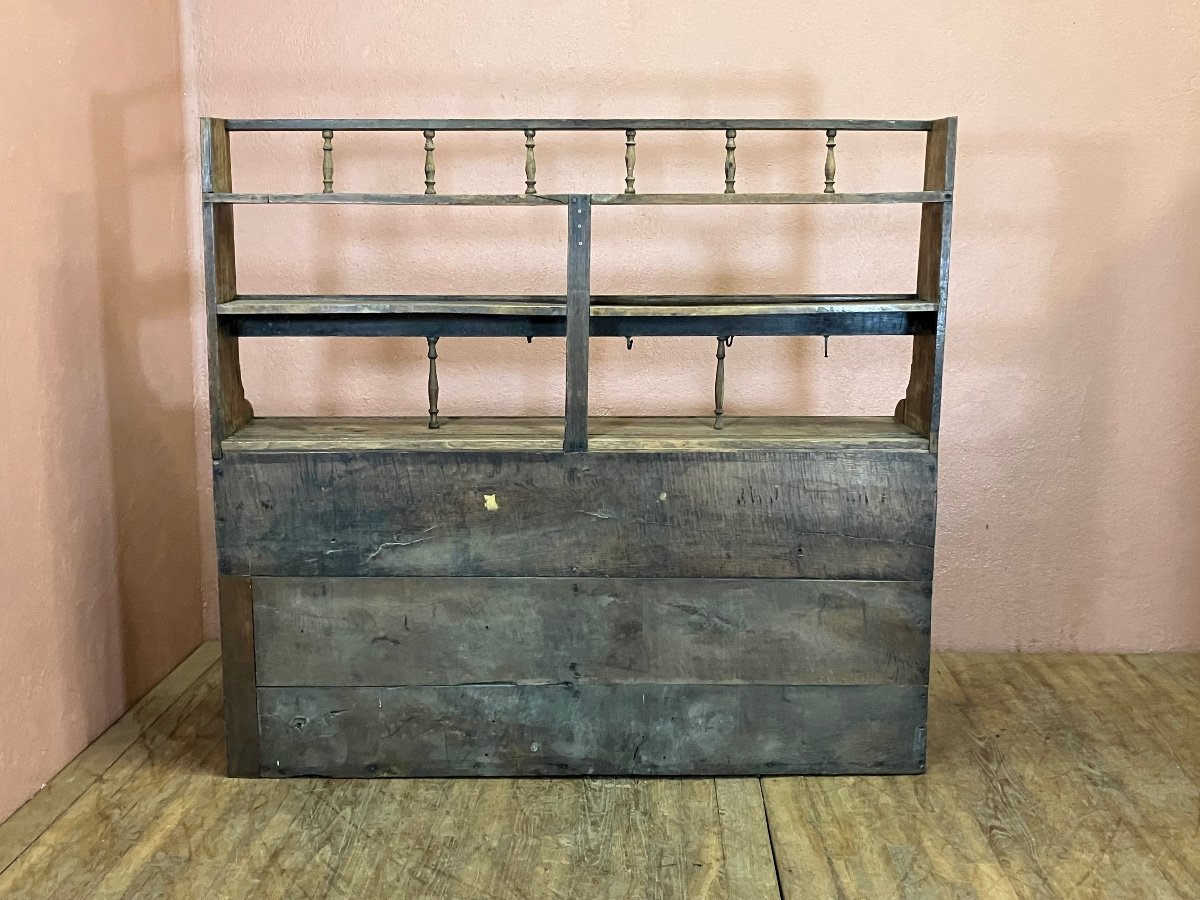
top-left (218, 294), bottom-right (938, 337)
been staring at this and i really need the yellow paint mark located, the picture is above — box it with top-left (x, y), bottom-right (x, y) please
top-left (484, 493), bottom-right (499, 511)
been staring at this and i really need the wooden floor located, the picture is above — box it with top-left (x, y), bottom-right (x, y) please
top-left (1, 644), bottom-right (1198, 899)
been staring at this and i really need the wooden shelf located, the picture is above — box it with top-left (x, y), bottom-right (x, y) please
top-left (225, 117), bottom-right (937, 132)
top-left (223, 416), bottom-right (929, 453)
top-left (204, 191), bottom-right (951, 206)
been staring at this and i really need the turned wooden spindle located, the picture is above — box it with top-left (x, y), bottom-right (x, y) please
top-left (321, 130), bottom-right (334, 193)
top-left (426, 336), bottom-right (440, 429)
top-left (423, 130), bottom-right (437, 195)
top-left (824, 129), bottom-right (837, 193)
top-left (524, 129), bottom-right (537, 195)
top-left (714, 335), bottom-right (732, 430)
top-left (725, 130), bottom-right (737, 194)
top-left (625, 130), bottom-right (637, 194)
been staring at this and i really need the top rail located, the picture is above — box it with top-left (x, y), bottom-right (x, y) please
top-left (224, 118), bottom-right (936, 132)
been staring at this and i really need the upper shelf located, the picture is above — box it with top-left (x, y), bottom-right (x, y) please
top-left (205, 191), bottom-right (951, 206)
top-left (223, 118), bottom-right (939, 132)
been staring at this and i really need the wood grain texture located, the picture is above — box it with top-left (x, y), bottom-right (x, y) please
top-left (6, 650), bottom-right (1200, 898)
top-left (225, 116), bottom-right (936, 131)
top-left (565, 196), bottom-right (591, 451)
top-left (217, 575), bottom-right (258, 776)
top-left (253, 576), bottom-right (930, 687)
top-left (214, 449), bottom-right (937, 580)
top-left (222, 415), bottom-right (929, 452)
top-left (206, 190), bottom-right (950, 205)
top-left (258, 683), bottom-right (927, 777)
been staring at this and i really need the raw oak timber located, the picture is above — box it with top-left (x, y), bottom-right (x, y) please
top-left (200, 115), bottom-right (956, 777)
top-left (214, 450), bottom-right (936, 581)
top-left (253, 577), bottom-right (931, 687)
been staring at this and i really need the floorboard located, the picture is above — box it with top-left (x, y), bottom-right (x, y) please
top-left (0, 644), bottom-right (1198, 899)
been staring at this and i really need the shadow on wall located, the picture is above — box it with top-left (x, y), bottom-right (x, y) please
top-left (91, 89), bottom-right (204, 700)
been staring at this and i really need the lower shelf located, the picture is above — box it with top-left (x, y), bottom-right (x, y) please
top-left (224, 415), bottom-right (929, 452)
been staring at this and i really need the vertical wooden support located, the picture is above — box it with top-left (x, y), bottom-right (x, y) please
top-left (321, 129), bottom-right (334, 193)
top-left (564, 195), bottom-right (591, 452)
top-left (725, 130), bottom-right (737, 193)
top-left (427, 336), bottom-right (440, 429)
top-left (524, 129), bottom-right (537, 195)
top-left (714, 336), bottom-right (731, 429)
top-left (625, 130), bottom-right (637, 194)
top-left (200, 118), bottom-right (253, 459)
top-left (898, 117), bottom-right (956, 452)
top-left (423, 130), bottom-right (436, 194)
top-left (218, 575), bottom-right (259, 776)
top-left (824, 129), bottom-right (837, 193)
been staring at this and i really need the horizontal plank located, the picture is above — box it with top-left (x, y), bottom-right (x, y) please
top-left (258, 683), bottom-right (927, 776)
top-left (253, 577), bottom-right (930, 687)
top-left (217, 294), bottom-right (936, 318)
top-left (224, 416), bottom-right (929, 452)
top-left (225, 118), bottom-right (937, 132)
top-left (205, 191), bottom-right (950, 206)
top-left (215, 450), bottom-right (937, 579)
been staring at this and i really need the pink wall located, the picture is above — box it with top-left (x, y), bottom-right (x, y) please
top-left (0, 3), bottom-right (204, 820)
top-left (185, 1), bottom-right (1200, 651)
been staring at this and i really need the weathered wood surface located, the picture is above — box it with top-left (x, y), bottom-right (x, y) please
top-left (225, 117), bottom-right (936, 131)
top-left (215, 450), bottom-right (936, 579)
top-left (564, 196), bottom-right (591, 451)
top-left (899, 116), bottom-right (956, 451)
top-left (253, 577), bottom-right (930, 687)
top-left (258, 683), bottom-right (927, 776)
top-left (223, 415), bottom-right (929, 452)
top-left (205, 189), bottom-right (950, 205)
top-left (227, 310), bottom-right (935, 338)
top-left (8, 648), bottom-right (1200, 898)
top-left (215, 293), bottom-right (936, 317)
top-left (217, 575), bottom-right (258, 776)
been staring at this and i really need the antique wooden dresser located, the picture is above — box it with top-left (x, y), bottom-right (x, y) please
top-left (203, 116), bottom-right (956, 776)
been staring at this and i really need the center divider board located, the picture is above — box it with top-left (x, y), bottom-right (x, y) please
top-left (215, 449), bottom-right (936, 580)
top-left (253, 577), bottom-right (931, 687)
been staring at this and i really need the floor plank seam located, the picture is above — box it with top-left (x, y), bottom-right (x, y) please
top-left (757, 778), bottom-right (787, 900)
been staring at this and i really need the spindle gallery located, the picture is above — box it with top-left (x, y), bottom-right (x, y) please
top-left (201, 117), bottom-right (956, 777)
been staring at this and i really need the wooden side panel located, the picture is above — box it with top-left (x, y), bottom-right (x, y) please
top-left (900, 116), bottom-right (956, 451)
top-left (253, 577), bottom-right (931, 687)
top-left (215, 450), bottom-right (936, 580)
top-left (258, 683), bottom-right (927, 776)
top-left (217, 575), bottom-right (259, 776)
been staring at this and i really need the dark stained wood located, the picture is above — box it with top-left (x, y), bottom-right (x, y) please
top-left (222, 415), bottom-right (930, 452)
top-left (214, 450), bottom-right (936, 580)
top-left (257, 683), bottom-right (928, 776)
top-left (225, 117), bottom-right (937, 131)
top-left (252, 576), bottom-right (931, 687)
top-left (199, 118), bottom-right (252, 458)
top-left (899, 117), bottom-right (957, 451)
top-left (564, 196), bottom-right (591, 451)
top-left (205, 190), bottom-right (950, 205)
top-left (217, 575), bottom-right (259, 777)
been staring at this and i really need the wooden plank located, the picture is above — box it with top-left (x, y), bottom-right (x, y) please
top-left (257, 683), bottom-right (927, 776)
top-left (253, 577), bottom-right (930, 687)
top-left (217, 575), bottom-right (258, 777)
top-left (215, 450), bottom-right (937, 580)
top-left (225, 117), bottom-right (934, 132)
top-left (564, 195), bottom-right (591, 452)
top-left (0, 643), bottom-right (219, 875)
top-left (226, 309), bottom-right (934, 338)
top-left (205, 190), bottom-right (949, 205)
top-left (222, 415), bottom-right (930, 452)
top-left (899, 117), bottom-right (956, 451)
top-left (199, 118), bottom-right (252, 459)
top-left (215, 293), bottom-right (935, 317)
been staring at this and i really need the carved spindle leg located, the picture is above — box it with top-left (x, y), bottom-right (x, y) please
top-left (423, 130), bottom-right (437, 195)
top-left (824, 129), bottom-right (837, 193)
top-left (322, 130), bottom-right (334, 193)
top-left (714, 335), bottom-right (732, 430)
top-left (524, 129), bottom-right (537, 195)
top-left (625, 130), bottom-right (637, 194)
top-left (725, 130), bottom-right (737, 194)
top-left (427, 336), bottom-right (440, 428)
